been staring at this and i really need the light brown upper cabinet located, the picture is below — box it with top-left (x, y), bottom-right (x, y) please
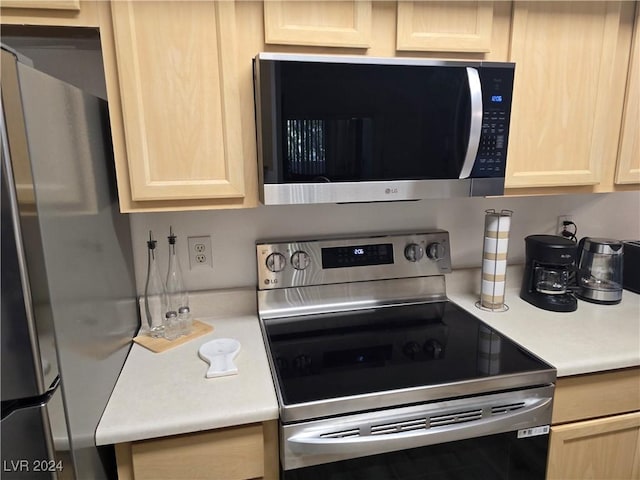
top-left (1, 0), bottom-right (79, 9)
top-left (99, 1), bottom-right (257, 212)
top-left (396, 1), bottom-right (494, 53)
top-left (264, 0), bottom-right (372, 48)
top-left (615, 5), bottom-right (640, 185)
top-left (505, 1), bottom-right (635, 194)
top-left (0, 0), bottom-right (98, 27)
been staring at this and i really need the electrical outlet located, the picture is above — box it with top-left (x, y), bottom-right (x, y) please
top-left (556, 215), bottom-right (573, 236)
top-left (187, 236), bottom-right (213, 269)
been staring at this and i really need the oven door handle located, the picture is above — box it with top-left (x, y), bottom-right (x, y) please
top-left (287, 396), bottom-right (551, 457)
top-left (458, 67), bottom-right (482, 179)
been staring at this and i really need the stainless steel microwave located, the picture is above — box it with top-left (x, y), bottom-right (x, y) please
top-left (254, 53), bottom-right (515, 205)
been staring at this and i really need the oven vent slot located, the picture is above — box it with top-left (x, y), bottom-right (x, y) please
top-left (320, 403), bottom-right (528, 440)
top-left (320, 428), bottom-right (360, 439)
top-left (429, 408), bottom-right (483, 427)
top-left (370, 408), bottom-right (483, 436)
top-left (491, 402), bottom-right (526, 415)
top-left (371, 418), bottom-right (427, 435)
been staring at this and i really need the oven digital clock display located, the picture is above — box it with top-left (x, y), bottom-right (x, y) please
top-left (322, 243), bottom-right (394, 269)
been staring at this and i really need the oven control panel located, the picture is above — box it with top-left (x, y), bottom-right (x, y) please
top-left (257, 231), bottom-right (451, 290)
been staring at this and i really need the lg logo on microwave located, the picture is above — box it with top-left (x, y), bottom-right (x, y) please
top-left (385, 187), bottom-right (399, 195)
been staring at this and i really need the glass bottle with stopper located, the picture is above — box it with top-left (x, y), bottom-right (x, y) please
top-left (165, 226), bottom-right (191, 337)
top-left (144, 231), bottom-right (166, 338)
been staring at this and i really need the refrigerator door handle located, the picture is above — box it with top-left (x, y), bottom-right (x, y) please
top-left (1, 375), bottom-right (60, 421)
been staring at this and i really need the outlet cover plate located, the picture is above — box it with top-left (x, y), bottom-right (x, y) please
top-left (187, 236), bottom-right (213, 269)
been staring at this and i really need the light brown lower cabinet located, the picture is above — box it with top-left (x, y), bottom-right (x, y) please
top-left (547, 412), bottom-right (640, 480)
top-left (547, 367), bottom-right (640, 480)
top-left (114, 421), bottom-right (279, 480)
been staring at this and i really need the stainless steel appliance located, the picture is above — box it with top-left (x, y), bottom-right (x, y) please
top-left (576, 237), bottom-right (624, 304)
top-left (257, 231), bottom-right (555, 479)
top-left (520, 235), bottom-right (578, 312)
top-left (254, 53), bottom-right (515, 205)
top-left (1, 47), bottom-right (138, 479)
top-left (622, 240), bottom-right (640, 293)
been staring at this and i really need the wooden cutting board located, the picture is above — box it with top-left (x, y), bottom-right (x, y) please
top-left (133, 320), bottom-right (213, 353)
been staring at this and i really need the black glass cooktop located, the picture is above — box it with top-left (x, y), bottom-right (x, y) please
top-left (264, 302), bottom-right (553, 406)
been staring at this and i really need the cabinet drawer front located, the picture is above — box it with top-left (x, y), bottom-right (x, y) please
top-left (131, 424), bottom-right (264, 480)
top-left (552, 367), bottom-right (640, 424)
top-left (110, 1), bottom-right (245, 201)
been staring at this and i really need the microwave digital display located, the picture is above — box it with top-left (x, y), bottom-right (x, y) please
top-left (491, 95), bottom-right (503, 103)
top-left (322, 243), bottom-right (394, 269)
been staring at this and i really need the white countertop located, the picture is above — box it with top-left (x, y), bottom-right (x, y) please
top-left (447, 267), bottom-right (640, 377)
top-left (97, 269), bottom-right (640, 446)
top-left (95, 288), bottom-right (278, 446)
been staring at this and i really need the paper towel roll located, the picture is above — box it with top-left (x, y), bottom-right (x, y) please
top-left (478, 209), bottom-right (513, 311)
top-left (485, 214), bottom-right (511, 233)
top-left (482, 258), bottom-right (507, 276)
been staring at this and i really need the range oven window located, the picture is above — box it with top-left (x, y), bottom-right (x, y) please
top-left (282, 430), bottom-right (549, 480)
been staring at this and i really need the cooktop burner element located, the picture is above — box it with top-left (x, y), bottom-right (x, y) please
top-left (256, 232), bottom-right (555, 424)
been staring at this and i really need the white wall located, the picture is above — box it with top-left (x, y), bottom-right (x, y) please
top-left (130, 191), bottom-right (640, 294)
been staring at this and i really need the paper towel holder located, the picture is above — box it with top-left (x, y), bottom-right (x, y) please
top-left (475, 209), bottom-right (513, 312)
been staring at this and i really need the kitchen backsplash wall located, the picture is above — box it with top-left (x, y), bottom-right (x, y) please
top-left (131, 191), bottom-right (640, 295)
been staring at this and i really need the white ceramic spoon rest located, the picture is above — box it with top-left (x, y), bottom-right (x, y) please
top-left (198, 338), bottom-right (241, 378)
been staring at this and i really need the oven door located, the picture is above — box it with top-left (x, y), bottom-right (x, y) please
top-left (281, 385), bottom-right (553, 480)
top-left (282, 429), bottom-right (549, 480)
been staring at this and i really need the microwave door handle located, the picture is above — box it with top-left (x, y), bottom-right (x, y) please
top-left (458, 67), bottom-right (483, 179)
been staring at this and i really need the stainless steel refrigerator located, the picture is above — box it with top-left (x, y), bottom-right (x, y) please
top-left (1, 46), bottom-right (139, 479)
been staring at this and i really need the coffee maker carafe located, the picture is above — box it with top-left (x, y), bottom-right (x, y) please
top-left (520, 235), bottom-right (578, 312)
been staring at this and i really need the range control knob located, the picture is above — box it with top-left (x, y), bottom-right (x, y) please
top-left (291, 250), bottom-right (311, 270)
top-left (404, 243), bottom-right (424, 262)
top-left (265, 252), bottom-right (286, 272)
top-left (426, 242), bottom-right (445, 261)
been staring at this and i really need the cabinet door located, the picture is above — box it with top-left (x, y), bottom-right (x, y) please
top-left (264, 0), bottom-right (372, 48)
top-left (506, 2), bottom-right (631, 189)
top-left (107, 1), bottom-right (245, 203)
top-left (615, 5), bottom-right (640, 184)
top-left (114, 422), bottom-right (278, 480)
top-left (547, 412), bottom-right (640, 480)
top-left (0, 0), bottom-right (97, 26)
top-left (1, 0), bottom-right (79, 9)
top-left (396, 1), bottom-right (494, 53)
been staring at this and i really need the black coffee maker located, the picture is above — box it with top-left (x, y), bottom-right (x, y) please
top-left (520, 235), bottom-right (578, 312)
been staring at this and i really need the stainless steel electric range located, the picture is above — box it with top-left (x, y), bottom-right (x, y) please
top-left (256, 231), bottom-right (556, 480)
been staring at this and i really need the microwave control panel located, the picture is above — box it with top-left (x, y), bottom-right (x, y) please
top-left (472, 67), bottom-right (514, 178)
